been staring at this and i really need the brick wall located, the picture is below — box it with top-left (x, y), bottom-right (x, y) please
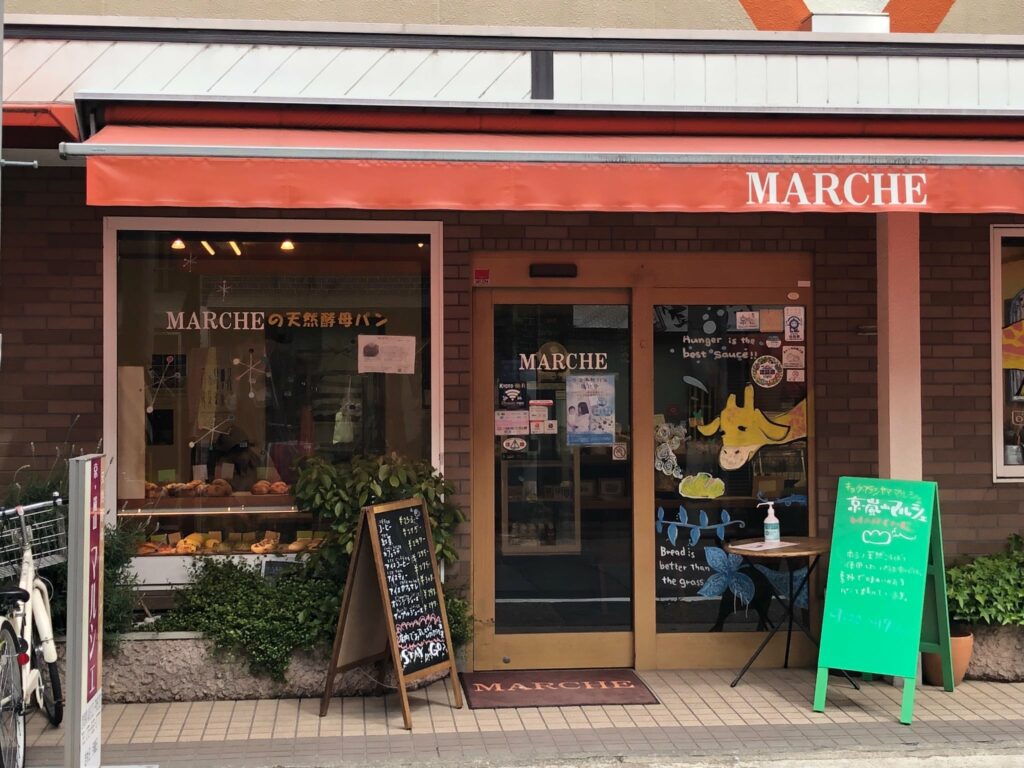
top-left (921, 214), bottom-right (1024, 556)
top-left (1, 167), bottom-right (1020, 574)
top-left (0, 166), bottom-right (104, 492)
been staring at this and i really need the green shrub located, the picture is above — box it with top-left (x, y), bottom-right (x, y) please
top-left (151, 558), bottom-right (338, 679)
top-left (294, 453), bottom-right (465, 570)
top-left (946, 534), bottom-right (1024, 626)
top-left (443, 589), bottom-right (472, 650)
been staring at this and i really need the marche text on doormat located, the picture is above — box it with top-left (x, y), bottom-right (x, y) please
top-left (459, 668), bottom-right (659, 709)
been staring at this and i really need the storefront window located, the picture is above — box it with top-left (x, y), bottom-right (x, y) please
top-left (653, 304), bottom-right (809, 632)
top-left (116, 230), bottom-right (432, 556)
top-left (993, 229), bottom-right (1024, 480)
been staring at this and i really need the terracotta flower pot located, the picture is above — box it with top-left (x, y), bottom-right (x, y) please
top-left (922, 631), bottom-right (974, 686)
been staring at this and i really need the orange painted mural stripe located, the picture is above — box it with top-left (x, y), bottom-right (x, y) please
top-left (885, 0), bottom-right (956, 33)
top-left (739, 0), bottom-right (809, 31)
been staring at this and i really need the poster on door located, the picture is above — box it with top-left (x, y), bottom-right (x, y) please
top-left (566, 374), bottom-right (616, 445)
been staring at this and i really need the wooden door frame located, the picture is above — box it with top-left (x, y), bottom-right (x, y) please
top-left (469, 251), bottom-right (815, 672)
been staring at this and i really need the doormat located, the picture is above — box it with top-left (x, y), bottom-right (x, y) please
top-left (460, 668), bottom-right (658, 709)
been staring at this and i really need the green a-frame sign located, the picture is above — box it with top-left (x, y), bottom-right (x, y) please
top-left (813, 477), bottom-right (953, 724)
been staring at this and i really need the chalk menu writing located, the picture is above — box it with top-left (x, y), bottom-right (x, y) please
top-left (373, 505), bottom-right (450, 676)
top-left (818, 476), bottom-right (936, 680)
top-left (656, 542), bottom-right (714, 599)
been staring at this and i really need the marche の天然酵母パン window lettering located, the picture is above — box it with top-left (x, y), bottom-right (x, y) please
top-left (115, 231), bottom-right (431, 556)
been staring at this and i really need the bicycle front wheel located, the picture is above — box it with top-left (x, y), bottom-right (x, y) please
top-left (0, 623), bottom-right (25, 768)
top-left (32, 639), bottom-right (62, 727)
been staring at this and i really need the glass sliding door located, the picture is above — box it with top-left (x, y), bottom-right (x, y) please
top-left (494, 302), bottom-right (632, 633)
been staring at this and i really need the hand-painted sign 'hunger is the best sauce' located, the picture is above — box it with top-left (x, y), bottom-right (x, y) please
top-left (373, 504), bottom-right (450, 676)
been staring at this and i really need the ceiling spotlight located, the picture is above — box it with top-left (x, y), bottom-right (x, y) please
top-left (171, 238), bottom-right (186, 250)
top-left (280, 239), bottom-right (295, 252)
top-left (200, 241), bottom-right (215, 256)
top-left (416, 242), bottom-right (425, 248)
top-left (228, 241), bottom-right (242, 256)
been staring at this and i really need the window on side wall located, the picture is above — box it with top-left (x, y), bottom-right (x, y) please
top-left (992, 227), bottom-right (1024, 481)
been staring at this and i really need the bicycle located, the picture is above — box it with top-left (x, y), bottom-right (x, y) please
top-left (0, 493), bottom-right (67, 768)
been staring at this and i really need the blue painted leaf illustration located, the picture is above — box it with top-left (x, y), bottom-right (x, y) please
top-left (698, 573), bottom-right (730, 598)
top-left (716, 525), bottom-right (725, 541)
top-left (754, 564), bottom-right (809, 609)
top-left (721, 509), bottom-right (731, 524)
top-left (689, 526), bottom-right (701, 546)
top-left (657, 506), bottom-right (665, 521)
top-left (677, 506), bottom-right (688, 524)
top-left (667, 524), bottom-right (679, 547)
top-left (730, 572), bottom-right (756, 605)
top-left (704, 546), bottom-right (742, 573)
top-left (699, 510), bottom-right (709, 527)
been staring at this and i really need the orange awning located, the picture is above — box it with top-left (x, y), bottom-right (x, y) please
top-left (62, 124), bottom-right (1024, 213)
top-left (4, 104), bottom-right (80, 139)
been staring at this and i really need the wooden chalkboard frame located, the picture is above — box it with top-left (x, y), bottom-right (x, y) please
top-left (812, 479), bottom-right (953, 725)
top-left (319, 497), bottom-right (463, 729)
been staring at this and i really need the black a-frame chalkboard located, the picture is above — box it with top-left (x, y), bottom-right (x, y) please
top-left (319, 497), bottom-right (463, 728)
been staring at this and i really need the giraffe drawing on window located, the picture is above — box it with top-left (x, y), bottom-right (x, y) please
top-left (697, 384), bottom-right (807, 470)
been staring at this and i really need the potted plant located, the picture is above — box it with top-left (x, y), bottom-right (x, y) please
top-left (924, 534), bottom-right (1024, 685)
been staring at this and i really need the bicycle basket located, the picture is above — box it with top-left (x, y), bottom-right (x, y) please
top-left (0, 506), bottom-right (68, 579)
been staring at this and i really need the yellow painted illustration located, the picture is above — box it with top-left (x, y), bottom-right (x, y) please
top-left (1002, 320), bottom-right (1024, 370)
top-left (678, 472), bottom-right (726, 499)
top-left (697, 384), bottom-right (807, 470)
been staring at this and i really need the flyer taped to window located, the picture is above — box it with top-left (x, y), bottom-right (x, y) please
top-left (566, 373), bottom-right (616, 446)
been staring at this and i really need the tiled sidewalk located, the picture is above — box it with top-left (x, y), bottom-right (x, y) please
top-left (27, 670), bottom-right (1024, 766)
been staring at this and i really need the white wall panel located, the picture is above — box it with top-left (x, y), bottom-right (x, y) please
top-left (705, 55), bottom-right (737, 106)
top-left (162, 45), bottom-right (250, 94)
top-left (1009, 60), bottom-right (1024, 109)
top-left (207, 46), bottom-right (299, 96)
top-left (552, 52), bottom-right (582, 102)
top-left (3, 40), bottom-right (66, 98)
top-left (642, 54), bottom-right (674, 104)
top-left (917, 57), bottom-right (948, 109)
top-left (856, 56), bottom-right (888, 107)
top-left (887, 56), bottom-right (919, 107)
top-left (390, 49), bottom-right (475, 99)
top-left (611, 53), bottom-right (643, 104)
top-left (113, 43), bottom-right (204, 93)
top-left (301, 48), bottom-right (388, 98)
top-left (947, 58), bottom-right (979, 108)
top-left (735, 55), bottom-right (767, 107)
top-left (436, 51), bottom-right (521, 100)
top-left (978, 59), bottom-right (1009, 109)
top-left (255, 47), bottom-right (343, 97)
top-left (345, 49), bottom-right (431, 99)
top-left (826, 56), bottom-right (858, 107)
top-left (58, 42), bottom-right (157, 100)
top-left (765, 55), bottom-right (797, 106)
top-left (9, 41), bottom-right (109, 102)
top-left (796, 55), bottom-right (828, 107)
top-left (580, 52), bottom-right (614, 103)
top-left (480, 52), bottom-right (530, 101)
top-left (672, 54), bottom-right (706, 106)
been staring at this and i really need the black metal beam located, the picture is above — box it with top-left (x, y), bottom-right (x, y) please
top-left (530, 51), bottom-right (554, 100)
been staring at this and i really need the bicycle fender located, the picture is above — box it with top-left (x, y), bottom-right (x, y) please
top-left (31, 586), bottom-right (57, 664)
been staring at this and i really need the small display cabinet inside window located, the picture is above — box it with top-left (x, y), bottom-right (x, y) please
top-left (500, 459), bottom-right (581, 555)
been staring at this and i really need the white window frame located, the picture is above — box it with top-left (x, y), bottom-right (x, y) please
top-left (990, 225), bottom-right (1024, 482)
top-left (103, 217), bottom-right (444, 519)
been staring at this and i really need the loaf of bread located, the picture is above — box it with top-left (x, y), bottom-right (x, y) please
top-left (251, 480), bottom-right (271, 495)
top-left (269, 481), bottom-right (289, 495)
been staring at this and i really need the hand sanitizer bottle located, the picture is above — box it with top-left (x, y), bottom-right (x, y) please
top-left (758, 500), bottom-right (781, 543)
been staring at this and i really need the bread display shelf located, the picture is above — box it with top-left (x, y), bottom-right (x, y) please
top-left (118, 494), bottom-right (301, 516)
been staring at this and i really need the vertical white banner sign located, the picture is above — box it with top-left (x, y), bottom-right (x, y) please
top-left (66, 455), bottom-right (104, 768)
